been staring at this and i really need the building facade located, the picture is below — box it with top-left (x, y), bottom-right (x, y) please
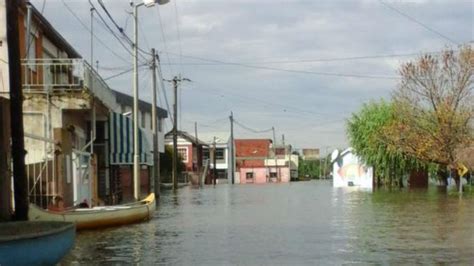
top-left (164, 130), bottom-right (206, 182)
top-left (0, 1), bottom-right (167, 209)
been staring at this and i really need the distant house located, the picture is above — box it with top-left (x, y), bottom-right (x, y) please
top-left (264, 144), bottom-right (299, 182)
top-left (331, 148), bottom-right (373, 189)
top-left (235, 139), bottom-right (272, 184)
top-left (233, 139), bottom-right (297, 184)
top-left (202, 137), bottom-right (229, 181)
top-left (164, 130), bottom-right (207, 174)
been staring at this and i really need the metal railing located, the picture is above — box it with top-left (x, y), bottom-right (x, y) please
top-left (21, 58), bottom-right (118, 109)
top-left (25, 133), bottom-right (57, 209)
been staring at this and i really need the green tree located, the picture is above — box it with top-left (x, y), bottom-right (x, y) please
top-left (347, 100), bottom-right (426, 187)
top-left (160, 146), bottom-right (186, 182)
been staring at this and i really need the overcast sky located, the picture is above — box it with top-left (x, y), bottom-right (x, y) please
top-left (31, 0), bottom-right (473, 152)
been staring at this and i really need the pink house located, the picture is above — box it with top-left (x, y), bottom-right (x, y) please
top-left (234, 139), bottom-right (298, 184)
top-left (235, 139), bottom-right (272, 184)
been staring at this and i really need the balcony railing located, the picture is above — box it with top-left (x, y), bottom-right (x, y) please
top-left (21, 58), bottom-right (118, 110)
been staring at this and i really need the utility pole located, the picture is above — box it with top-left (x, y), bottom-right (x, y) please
top-left (150, 48), bottom-right (160, 199)
top-left (194, 121), bottom-right (199, 174)
top-left (229, 112), bottom-right (234, 184)
top-left (213, 136), bottom-right (217, 185)
top-left (165, 76), bottom-right (190, 190)
top-left (7, 0), bottom-right (28, 220)
top-left (272, 127), bottom-right (279, 182)
top-left (172, 77), bottom-right (178, 190)
top-left (132, 3), bottom-right (140, 200)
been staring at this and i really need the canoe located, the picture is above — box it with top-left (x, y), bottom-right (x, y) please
top-left (29, 193), bottom-right (155, 230)
top-left (0, 221), bottom-right (75, 266)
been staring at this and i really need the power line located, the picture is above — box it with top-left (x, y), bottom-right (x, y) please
top-left (173, 0), bottom-right (183, 75)
top-left (379, 0), bottom-right (458, 45)
top-left (234, 119), bottom-right (273, 134)
top-left (161, 51), bottom-right (399, 80)
top-left (92, 10), bottom-right (136, 60)
top-left (95, 0), bottom-right (149, 62)
top-left (103, 64), bottom-right (146, 80)
top-left (154, 6), bottom-right (175, 75)
top-left (156, 57), bottom-right (174, 127)
top-left (160, 50), bottom-right (445, 65)
top-left (60, 0), bottom-right (130, 64)
top-left (97, 0), bottom-right (133, 45)
top-left (192, 82), bottom-right (333, 117)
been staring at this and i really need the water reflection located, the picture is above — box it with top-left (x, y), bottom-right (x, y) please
top-left (62, 181), bottom-right (474, 265)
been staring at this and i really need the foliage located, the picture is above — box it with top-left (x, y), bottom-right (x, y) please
top-left (298, 154), bottom-right (331, 179)
top-left (347, 100), bottom-right (427, 186)
top-left (384, 46), bottom-right (474, 169)
top-left (160, 146), bottom-right (186, 181)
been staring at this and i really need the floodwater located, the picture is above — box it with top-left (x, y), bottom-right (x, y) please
top-left (62, 180), bottom-right (474, 265)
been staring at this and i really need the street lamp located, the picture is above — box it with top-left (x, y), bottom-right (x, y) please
top-left (132, 0), bottom-right (169, 201)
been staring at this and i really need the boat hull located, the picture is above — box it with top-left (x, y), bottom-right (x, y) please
top-left (0, 221), bottom-right (75, 266)
top-left (29, 193), bottom-right (156, 230)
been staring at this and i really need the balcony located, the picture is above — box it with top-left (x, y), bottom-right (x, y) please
top-left (21, 58), bottom-right (118, 110)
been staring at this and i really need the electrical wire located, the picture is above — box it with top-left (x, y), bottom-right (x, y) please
top-left (97, 0), bottom-right (133, 45)
top-left (61, 0), bottom-right (130, 64)
top-left (161, 51), bottom-right (399, 80)
top-left (173, 0), bottom-right (183, 75)
top-left (154, 6), bottom-right (175, 75)
top-left (160, 50), bottom-right (445, 65)
top-left (379, 0), bottom-right (458, 45)
top-left (234, 119), bottom-right (273, 134)
top-left (156, 58), bottom-right (174, 127)
top-left (103, 63), bottom-right (147, 80)
top-left (96, 0), bottom-right (151, 61)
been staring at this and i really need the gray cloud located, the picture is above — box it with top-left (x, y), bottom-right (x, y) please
top-left (32, 0), bottom-right (472, 152)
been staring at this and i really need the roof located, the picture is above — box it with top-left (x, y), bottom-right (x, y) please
top-left (25, 2), bottom-right (81, 58)
top-left (113, 90), bottom-right (168, 118)
top-left (164, 130), bottom-right (207, 146)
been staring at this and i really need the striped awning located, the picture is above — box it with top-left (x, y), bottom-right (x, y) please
top-left (109, 112), bottom-right (153, 165)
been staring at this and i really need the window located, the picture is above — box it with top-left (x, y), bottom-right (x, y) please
top-left (246, 172), bottom-right (254, 179)
top-left (216, 148), bottom-right (225, 160)
top-left (270, 172), bottom-right (277, 178)
top-left (178, 148), bottom-right (188, 162)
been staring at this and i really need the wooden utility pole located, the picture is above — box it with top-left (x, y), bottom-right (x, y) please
top-left (172, 77), bottom-right (178, 190)
top-left (272, 127), bottom-right (279, 182)
top-left (213, 136), bottom-right (217, 185)
top-left (150, 48), bottom-right (160, 198)
top-left (194, 121), bottom-right (200, 174)
top-left (166, 76), bottom-right (190, 190)
top-left (7, 0), bottom-right (28, 220)
top-left (229, 112), bottom-right (234, 184)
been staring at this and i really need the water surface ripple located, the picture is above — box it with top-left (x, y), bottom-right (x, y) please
top-left (62, 181), bottom-right (474, 265)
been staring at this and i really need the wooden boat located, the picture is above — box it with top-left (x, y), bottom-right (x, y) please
top-left (29, 193), bottom-right (155, 230)
top-left (0, 221), bottom-right (75, 265)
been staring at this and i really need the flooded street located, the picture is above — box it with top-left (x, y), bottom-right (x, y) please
top-left (63, 181), bottom-right (474, 265)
